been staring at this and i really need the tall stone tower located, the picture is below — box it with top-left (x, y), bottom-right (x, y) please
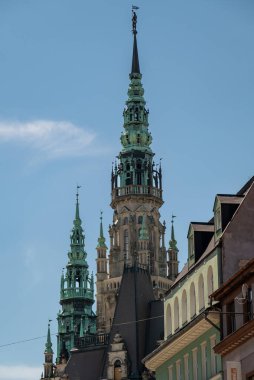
top-left (96, 11), bottom-right (174, 333)
top-left (57, 188), bottom-right (96, 362)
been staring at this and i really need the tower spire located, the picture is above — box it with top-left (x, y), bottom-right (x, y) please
top-left (167, 215), bottom-right (179, 281)
top-left (169, 215), bottom-right (178, 251)
top-left (131, 9), bottom-right (140, 75)
top-left (45, 320), bottom-right (53, 354)
top-left (41, 320), bottom-right (54, 379)
top-left (75, 185), bottom-right (81, 220)
top-left (97, 211), bottom-right (107, 248)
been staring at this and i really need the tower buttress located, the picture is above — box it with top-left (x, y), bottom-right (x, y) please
top-left (167, 216), bottom-right (179, 281)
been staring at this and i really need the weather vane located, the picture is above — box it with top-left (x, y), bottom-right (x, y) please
top-left (132, 5), bottom-right (139, 34)
top-left (171, 214), bottom-right (176, 224)
top-left (76, 185), bottom-right (81, 201)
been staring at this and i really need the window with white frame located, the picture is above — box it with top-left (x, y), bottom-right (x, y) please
top-left (182, 290), bottom-right (187, 325)
top-left (174, 297), bottom-right (179, 331)
top-left (184, 354), bottom-right (189, 380)
top-left (168, 365), bottom-right (173, 380)
top-left (192, 348), bottom-right (198, 380)
top-left (210, 335), bottom-right (217, 376)
top-left (166, 304), bottom-right (172, 337)
top-left (201, 341), bottom-right (207, 380)
top-left (198, 274), bottom-right (205, 311)
top-left (176, 360), bottom-right (181, 380)
top-left (207, 266), bottom-right (214, 298)
top-left (190, 282), bottom-right (196, 318)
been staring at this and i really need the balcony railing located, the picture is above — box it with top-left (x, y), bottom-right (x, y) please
top-left (60, 287), bottom-right (93, 301)
top-left (112, 185), bottom-right (162, 200)
top-left (75, 333), bottom-right (109, 349)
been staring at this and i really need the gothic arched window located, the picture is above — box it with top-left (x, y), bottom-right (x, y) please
top-left (182, 290), bottom-right (187, 325)
top-left (138, 216), bottom-right (143, 224)
top-left (198, 274), bottom-right (205, 311)
top-left (124, 230), bottom-right (129, 257)
top-left (190, 282), bottom-right (196, 318)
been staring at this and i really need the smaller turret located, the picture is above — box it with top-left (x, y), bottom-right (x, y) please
top-left (96, 212), bottom-right (108, 331)
top-left (167, 216), bottom-right (179, 281)
top-left (57, 187), bottom-right (96, 362)
top-left (41, 321), bottom-right (54, 379)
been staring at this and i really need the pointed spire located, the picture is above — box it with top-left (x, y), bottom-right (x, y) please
top-left (97, 211), bottom-right (107, 248)
top-left (45, 320), bottom-right (53, 354)
top-left (75, 185), bottom-right (81, 221)
top-left (68, 186), bottom-right (87, 263)
top-left (131, 10), bottom-right (140, 76)
top-left (169, 215), bottom-right (178, 251)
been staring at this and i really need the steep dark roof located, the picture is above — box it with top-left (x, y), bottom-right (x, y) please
top-left (65, 346), bottom-right (106, 380)
top-left (145, 300), bottom-right (164, 355)
top-left (65, 266), bottom-right (162, 380)
top-left (102, 265), bottom-right (157, 378)
top-left (131, 33), bottom-right (140, 74)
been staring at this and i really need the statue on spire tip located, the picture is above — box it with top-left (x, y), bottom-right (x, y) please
top-left (132, 6), bottom-right (139, 34)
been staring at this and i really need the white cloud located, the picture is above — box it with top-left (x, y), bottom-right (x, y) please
top-left (0, 119), bottom-right (98, 158)
top-left (0, 365), bottom-right (41, 380)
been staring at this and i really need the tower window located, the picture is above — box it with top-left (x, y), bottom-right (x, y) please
top-left (123, 217), bottom-right (128, 225)
top-left (124, 230), bottom-right (129, 257)
top-left (134, 107), bottom-right (139, 121)
top-left (138, 216), bottom-right (143, 224)
top-left (137, 134), bottom-right (140, 144)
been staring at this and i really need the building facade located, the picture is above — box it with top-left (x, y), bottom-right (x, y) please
top-left (212, 259), bottom-right (254, 380)
top-left (143, 178), bottom-right (254, 380)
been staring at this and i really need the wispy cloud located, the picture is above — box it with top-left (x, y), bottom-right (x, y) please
top-left (0, 365), bottom-right (41, 380)
top-left (0, 119), bottom-right (100, 159)
top-left (22, 245), bottom-right (43, 286)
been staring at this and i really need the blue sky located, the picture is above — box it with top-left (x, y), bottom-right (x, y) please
top-left (0, 1), bottom-right (254, 379)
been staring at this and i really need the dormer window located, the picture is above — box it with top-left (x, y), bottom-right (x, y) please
top-left (188, 235), bottom-right (194, 258)
top-left (215, 208), bottom-right (221, 231)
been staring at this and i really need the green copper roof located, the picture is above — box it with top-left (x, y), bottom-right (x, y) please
top-left (97, 211), bottom-right (107, 248)
top-left (120, 11), bottom-right (153, 154)
top-left (45, 321), bottom-right (53, 354)
top-left (68, 187), bottom-right (88, 264)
